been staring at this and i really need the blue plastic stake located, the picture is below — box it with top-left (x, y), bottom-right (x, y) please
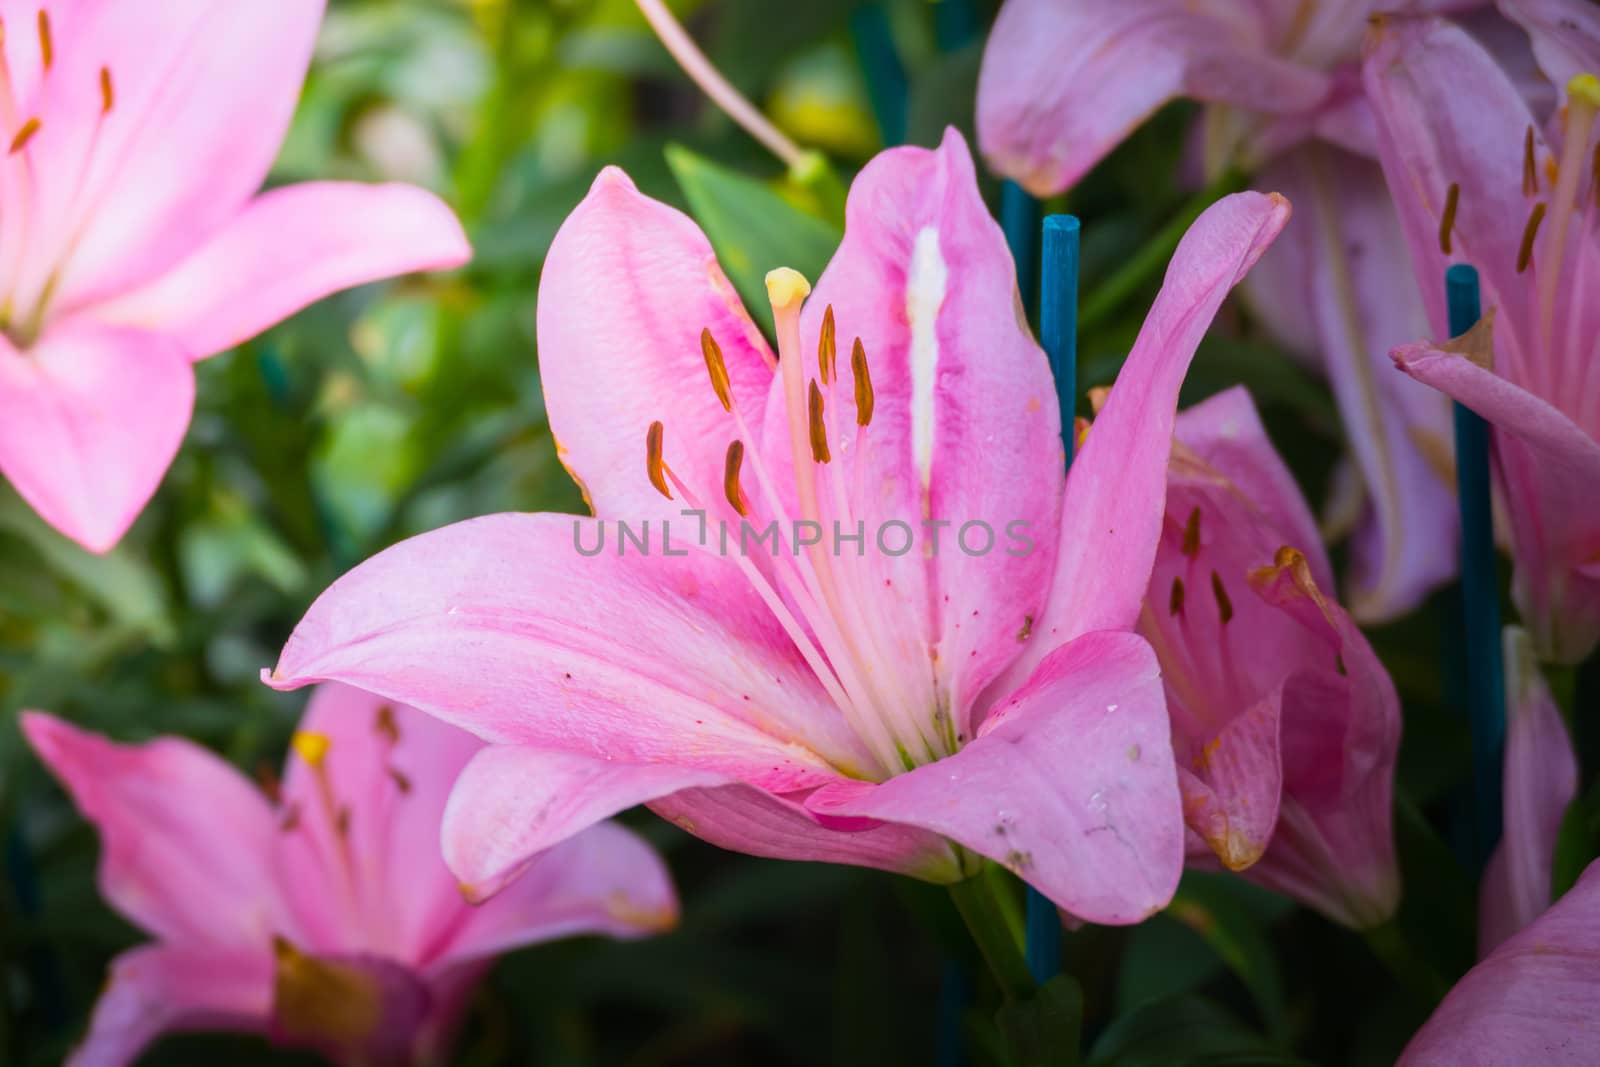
top-left (1447, 264), bottom-right (1506, 873)
top-left (1021, 215), bottom-right (1081, 986)
top-left (1002, 182), bottom-right (1042, 320)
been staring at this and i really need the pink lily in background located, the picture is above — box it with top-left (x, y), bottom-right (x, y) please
top-left (0, 0), bottom-right (470, 554)
top-left (1137, 386), bottom-right (1401, 928)
top-left (1479, 626), bottom-right (1578, 955)
top-left (1371, 16), bottom-right (1600, 663)
top-left (266, 131), bottom-right (1289, 923)
top-left (21, 685), bottom-right (675, 1067)
top-left (1397, 858), bottom-right (1600, 1065)
top-left (975, 0), bottom-right (1471, 622)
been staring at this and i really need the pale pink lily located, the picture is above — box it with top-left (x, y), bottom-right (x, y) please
top-left (975, 0), bottom-right (1471, 622)
top-left (1370, 16), bottom-right (1600, 663)
top-left (21, 686), bottom-right (675, 1067)
top-left (1479, 626), bottom-right (1578, 955)
top-left (1136, 386), bottom-right (1401, 927)
top-left (1398, 857), bottom-right (1600, 1065)
top-left (266, 131), bottom-right (1289, 922)
top-left (0, 0), bottom-right (470, 554)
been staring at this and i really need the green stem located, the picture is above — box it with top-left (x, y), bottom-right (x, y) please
top-left (1078, 167), bottom-right (1247, 331)
top-left (949, 864), bottom-right (1035, 1002)
top-left (1362, 918), bottom-right (1450, 1004)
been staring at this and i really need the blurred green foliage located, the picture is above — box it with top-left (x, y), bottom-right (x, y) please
top-left (0, 0), bottom-right (1527, 1064)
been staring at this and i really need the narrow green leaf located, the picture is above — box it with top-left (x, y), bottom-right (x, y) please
top-left (996, 974), bottom-right (1083, 1067)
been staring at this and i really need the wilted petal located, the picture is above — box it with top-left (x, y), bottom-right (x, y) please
top-left (1480, 626), bottom-right (1579, 955)
top-left (991, 192), bottom-right (1290, 703)
top-left (975, 0), bottom-right (1327, 195)
top-left (810, 631), bottom-right (1184, 924)
top-left (1398, 859), bottom-right (1600, 1066)
top-left (19, 712), bottom-right (289, 949)
top-left (67, 945), bottom-right (273, 1067)
top-left (270, 513), bottom-right (874, 785)
top-left (96, 182), bottom-right (470, 361)
top-left (1395, 342), bottom-right (1600, 663)
top-left (537, 167), bottom-right (775, 521)
top-left (0, 321), bottom-right (193, 552)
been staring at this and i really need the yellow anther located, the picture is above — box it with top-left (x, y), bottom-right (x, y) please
top-left (36, 10), bottom-right (51, 71)
top-left (100, 67), bottom-right (114, 113)
top-left (9, 117), bottom-right (40, 155)
top-left (291, 731), bottom-right (331, 768)
top-left (765, 267), bottom-right (811, 312)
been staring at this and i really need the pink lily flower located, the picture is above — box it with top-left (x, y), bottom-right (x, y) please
top-left (0, 0), bottom-right (470, 554)
top-left (1137, 386), bottom-right (1401, 927)
top-left (1370, 16), bottom-right (1600, 663)
top-left (1398, 858), bottom-right (1600, 1065)
top-left (974, 0), bottom-right (1472, 622)
top-left (1479, 626), bottom-right (1578, 955)
top-left (265, 131), bottom-right (1289, 923)
top-left (20, 685), bottom-right (675, 1067)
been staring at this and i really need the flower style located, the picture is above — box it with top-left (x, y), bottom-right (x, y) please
top-left (0, 0), bottom-right (470, 554)
top-left (1137, 386), bottom-right (1401, 927)
top-left (1398, 858), bottom-right (1600, 1065)
top-left (265, 130), bottom-right (1288, 923)
top-left (1479, 626), bottom-right (1578, 954)
top-left (1371, 16), bottom-right (1600, 663)
top-left (21, 685), bottom-right (675, 1066)
top-left (975, 0), bottom-right (1475, 622)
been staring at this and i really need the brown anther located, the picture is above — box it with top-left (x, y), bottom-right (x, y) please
top-left (808, 380), bottom-right (831, 463)
top-left (1181, 507), bottom-right (1201, 558)
top-left (374, 704), bottom-right (400, 744)
top-left (36, 10), bottom-right (51, 71)
top-left (1591, 141), bottom-right (1600, 209)
top-left (646, 420), bottom-right (672, 501)
top-left (701, 328), bottom-right (732, 412)
top-left (1211, 571), bottom-right (1234, 624)
top-left (818, 305), bottom-right (837, 383)
top-left (335, 806), bottom-right (352, 839)
top-left (1522, 125), bottom-right (1538, 196)
top-left (1517, 201), bottom-right (1546, 273)
top-left (9, 117), bottom-right (40, 155)
top-left (851, 338), bottom-right (874, 426)
top-left (100, 67), bottom-right (113, 114)
top-left (1169, 576), bottom-right (1185, 617)
top-left (1438, 182), bottom-right (1459, 255)
top-left (256, 761), bottom-right (283, 804)
top-left (723, 440), bottom-right (748, 516)
top-left (279, 803), bottom-right (302, 832)
top-left (387, 766), bottom-right (412, 795)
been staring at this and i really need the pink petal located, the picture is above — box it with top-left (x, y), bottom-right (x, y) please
top-left (990, 192), bottom-right (1291, 704)
top-left (1395, 343), bottom-right (1600, 663)
top-left (1398, 859), bottom-right (1600, 1066)
top-left (19, 712), bottom-right (292, 950)
top-left (1251, 148), bottom-right (1458, 621)
top-left (0, 320), bottom-right (193, 552)
top-left (975, 0), bottom-right (1328, 195)
top-left (536, 167), bottom-right (775, 521)
top-left (766, 129), bottom-right (1064, 739)
top-left (17, 0), bottom-right (326, 312)
top-left (67, 945), bottom-right (273, 1067)
top-left (1175, 691), bottom-right (1285, 872)
top-left (1497, 0), bottom-right (1600, 93)
top-left (269, 512), bottom-right (874, 785)
top-left (441, 744), bottom-right (722, 902)
top-left (1480, 626), bottom-right (1579, 955)
top-left (95, 182), bottom-right (470, 361)
top-left (810, 631), bottom-right (1184, 924)
top-left (435, 822), bottom-right (677, 972)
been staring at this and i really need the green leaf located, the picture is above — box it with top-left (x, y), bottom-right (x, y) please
top-left (1166, 874), bottom-right (1291, 1041)
top-left (1090, 994), bottom-right (1308, 1067)
top-left (995, 974), bottom-right (1084, 1067)
top-left (665, 142), bottom-right (841, 336)
top-left (1551, 778), bottom-right (1600, 901)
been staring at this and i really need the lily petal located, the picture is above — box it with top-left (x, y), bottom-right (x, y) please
top-left (1395, 342), bottom-right (1600, 662)
top-left (810, 631), bottom-right (1183, 924)
top-left (19, 712), bottom-right (290, 950)
top-left (95, 182), bottom-right (470, 361)
top-left (537, 167), bottom-right (774, 520)
top-left (1398, 858), bottom-right (1600, 1066)
top-left (975, 0), bottom-right (1328, 195)
top-left (269, 512), bottom-right (875, 784)
top-left (67, 945), bottom-right (273, 1067)
top-left (991, 191), bottom-right (1291, 704)
top-left (1480, 626), bottom-right (1579, 955)
top-left (0, 320), bottom-right (193, 552)
top-left (1497, 0), bottom-right (1600, 93)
